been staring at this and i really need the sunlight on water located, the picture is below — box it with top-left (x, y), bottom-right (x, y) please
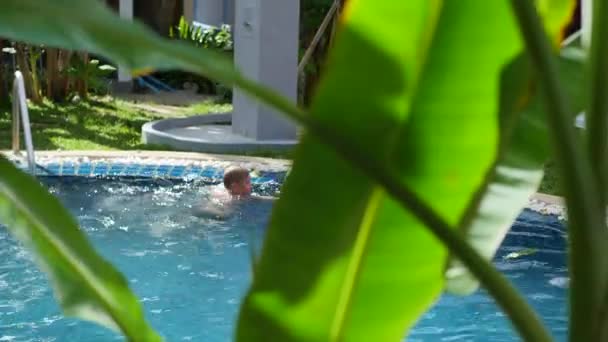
top-left (1, 177), bottom-right (273, 341)
top-left (0, 177), bottom-right (567, 341)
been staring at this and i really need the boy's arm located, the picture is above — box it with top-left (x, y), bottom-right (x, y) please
top-left (192, 202), bottom-right (232, 220)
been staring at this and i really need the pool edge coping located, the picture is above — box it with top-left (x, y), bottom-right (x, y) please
top-left (2, 150), bottom-right (290, 164)
top-left (530, 193), bottom-right (564, 206)
top-left (2, 150), bottom-right (292, 173)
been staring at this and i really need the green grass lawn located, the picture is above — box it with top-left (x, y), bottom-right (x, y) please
top-left (0, 96), bottom-right (230, 151)
top-left (182, 101), bottom-right (232, 116)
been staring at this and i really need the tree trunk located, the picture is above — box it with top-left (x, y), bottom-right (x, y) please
top-left (59, 50), bottom-right (73, 98)
top-left (135, 0), bottom-right (180, 35)
top-left (15, 44), bottom-right (32, 95)
top-left (75, 52), bottom-right (89, 99)
top-left (0, 62), bottom-right (6, 106)
top-left (105, 0), bottom-right (119, 11)
top-left (0, 40), bottom-right (9, 106)
top-left (28, 47), bottom-right (43, 104)
top-left (45, 47), bottom-right (58, 98)
top-left (46, 48), bottom-right (72, 102)
top-left (15, 43), bottom-right (42, 104)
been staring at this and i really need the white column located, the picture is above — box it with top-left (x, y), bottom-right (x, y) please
top-left (582, 0), bottom-right (592, 49)
top-left (194, 0), bottom-right (223, 26)
top-left (576, 0), bottom-right (592, 129)
top-left (224, 0), bottom-right (235, 27)
top-left (232, 0), bottom-right (299, 140)
top-left (118, 0), bottom-right (133, 83)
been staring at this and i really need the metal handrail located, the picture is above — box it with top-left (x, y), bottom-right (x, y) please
top-left (562, 30), bottom-right (581, 47)
top-left (12, 71), bottom-right (36, 174)
top-left (560, 30), bottom-right (586, 130)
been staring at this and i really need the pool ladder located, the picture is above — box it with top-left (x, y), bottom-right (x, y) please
top-left (11, 71), bottom-right (36, 174)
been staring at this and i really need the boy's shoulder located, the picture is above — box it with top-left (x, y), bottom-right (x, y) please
top-left (192, 186), bottom-right (234, 220)
top-left (193, 197), bottom-right (234, 220)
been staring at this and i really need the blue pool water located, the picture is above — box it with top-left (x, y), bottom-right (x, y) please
top-left (0, 177), bottom-right (567, 341)
top-left (410, 211), bottom-right (568, 341)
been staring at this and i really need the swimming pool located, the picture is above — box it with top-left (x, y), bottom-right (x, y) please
top-left (0, 174), bottom-right (568, 341)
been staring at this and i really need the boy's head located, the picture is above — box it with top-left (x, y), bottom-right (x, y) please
top-left (223, 166), bottom-right (252, 197)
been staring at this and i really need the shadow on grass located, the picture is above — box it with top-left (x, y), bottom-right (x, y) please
top-left (0, 98), bottom-right (163, 150)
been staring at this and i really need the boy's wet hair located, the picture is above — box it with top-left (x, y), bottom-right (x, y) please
top-left (223, 166), bottom-right (250, 189)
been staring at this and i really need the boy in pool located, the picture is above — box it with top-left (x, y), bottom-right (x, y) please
top-left (193, 166), bottom-right (272, 219)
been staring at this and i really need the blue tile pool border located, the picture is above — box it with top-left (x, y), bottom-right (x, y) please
top-left (20, 160), bottom-right (286, 184)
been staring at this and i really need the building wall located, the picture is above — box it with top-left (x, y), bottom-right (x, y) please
top-left (190, 0), bottom-right (235, 27)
